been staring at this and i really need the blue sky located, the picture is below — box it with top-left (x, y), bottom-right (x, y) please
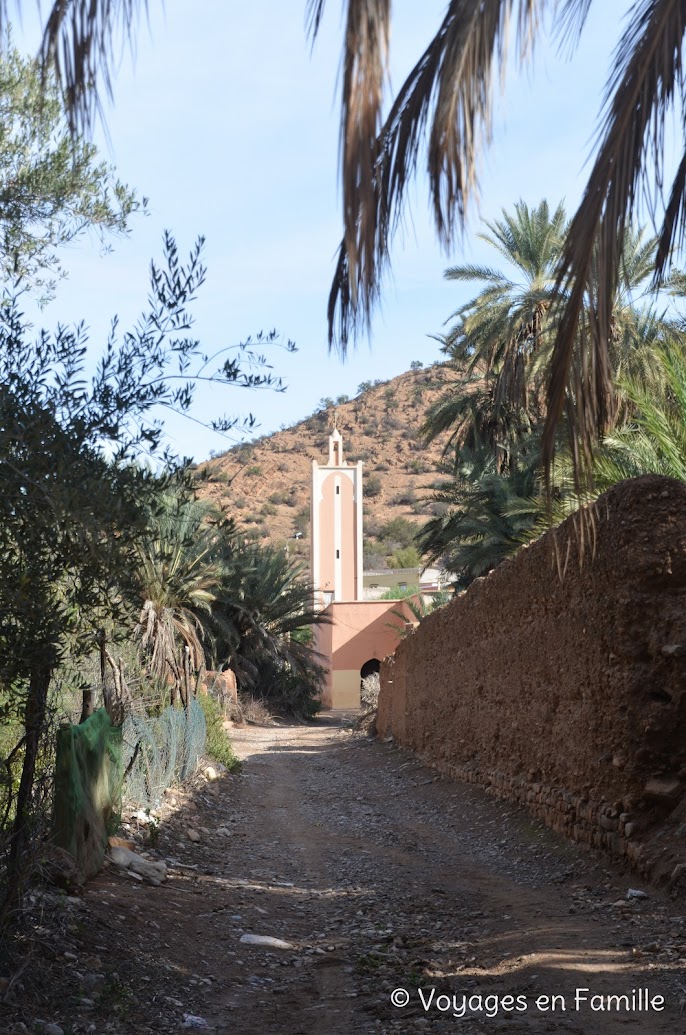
top-left (16, 1), bottom-right (637, 461)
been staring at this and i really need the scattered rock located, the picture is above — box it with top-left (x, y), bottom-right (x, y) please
top-left (239, 934), bottom-right (295, 950)
top-left (109, 845), bottom-right (167, 885)
top-left (182, 1015), bottom-right (210, 1029)
top-left (204, 766), bottom-right (219, 782)
top-left (187, 828), bottom-right (201, 843)
top-left (43, 1025), bottom-right (64, 1035)
top-left (626, 888), bottom-right (648, 900)
top-left (108, 835), bottom-right (136, 851)
top-left (644, 777), bottom-right (682, 802)
top-left (81, 973), bottom-right (106, 994)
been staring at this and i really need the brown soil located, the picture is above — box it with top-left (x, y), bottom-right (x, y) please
top-left (4, 718), bottom-right (686, 1034)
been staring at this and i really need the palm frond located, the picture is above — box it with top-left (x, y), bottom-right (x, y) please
top-left (17, 0), bottom-right (150, 135)
top-left (543, 0), bottom-right (686, 479)
top-left (444, 263), bottom-right (514, 286)
top-left (554, 0), bottom-right (594, 53)
top-left (327, 0), bottom-right (541, 351)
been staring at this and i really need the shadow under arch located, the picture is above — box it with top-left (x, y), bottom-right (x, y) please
top-left (360, 658), bottom-right (381, 683)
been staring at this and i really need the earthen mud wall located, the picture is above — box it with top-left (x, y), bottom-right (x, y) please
top-left (377, 476), bottom-right (686, 884)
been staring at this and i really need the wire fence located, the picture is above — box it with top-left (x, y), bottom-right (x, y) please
top-left (122, 698), bottom-right (206, 809)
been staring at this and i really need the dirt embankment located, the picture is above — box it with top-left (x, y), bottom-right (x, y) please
top-left (378, 475), bottom-right (686, 886)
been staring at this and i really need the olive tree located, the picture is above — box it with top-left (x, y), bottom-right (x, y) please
top-left (0, 231), bottom-right (292, 912)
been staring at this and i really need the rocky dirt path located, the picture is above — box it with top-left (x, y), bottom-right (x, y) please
top-left (9, 716), bottom-right (686, 1035)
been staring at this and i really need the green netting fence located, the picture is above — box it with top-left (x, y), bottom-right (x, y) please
top-left (51, 699), bottom-right (206, 880)
top-left (52, 708), bottom-right (123, 882)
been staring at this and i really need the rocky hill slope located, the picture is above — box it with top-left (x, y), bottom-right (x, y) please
top-left (193, 364), bottom-right (455, 569)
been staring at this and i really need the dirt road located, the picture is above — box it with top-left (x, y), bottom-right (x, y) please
top-left (12, 716), bottom-right (686, 1035)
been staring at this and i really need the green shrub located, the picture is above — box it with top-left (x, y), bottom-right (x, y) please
top-left (379, 584), bottom-right (419, 600)
top-left (246, 465), bottom-right (262, 477)
top-left (363, 548), bottom-right (385, 569)
top-left (365, 474), bottom-right (382, 497)
top-left (197, 692), bottom-right (241, 773)
top-left (380, 516), bottom-right (416, 548)
top-left (388, 546), bottom-right (422, 568)
top-left (294, 507), bottom-right (309, 533)
top-left (235, 443), bottom-right (255, 463)
top-left (253, 658), bottom-right (323, 720)
top-left (391, 489), bottom-right (417, 506)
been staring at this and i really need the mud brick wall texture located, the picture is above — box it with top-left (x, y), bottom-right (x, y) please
top-left (377, 475), bottom-right (686, 886)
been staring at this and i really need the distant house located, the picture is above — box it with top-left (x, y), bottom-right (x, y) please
top-left (362, 565), bottom-right (452, 601)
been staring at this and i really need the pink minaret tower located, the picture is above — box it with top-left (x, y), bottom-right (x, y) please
top-left (310, 417), bottom-right (364, 609)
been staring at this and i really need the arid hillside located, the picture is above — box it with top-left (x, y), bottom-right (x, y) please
top-left (193, 364), bottom-right (455, 568)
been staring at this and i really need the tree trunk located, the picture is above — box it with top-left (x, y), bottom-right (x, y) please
top-left (79, 629), bottom-right (105, 724)
top-left (2, 662), bottom-right (52, 920)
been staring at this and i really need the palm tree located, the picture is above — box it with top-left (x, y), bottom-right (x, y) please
top-left (423, 203), bottom-right (664, 472)
top-left (134, 492), bottom-right (227, 703)
top-left (210, 539), bottom-right (327, 688)
top-left (593, 338), bottom-right (686, 486)
top-left (417, 439), bottom-right (541, 588)
top-left (307, 0), bottom-right (686, 481)
top-left (387, 591), bottom-right (451, 638)
top-left (423, 200), bottom-right (567, 469)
